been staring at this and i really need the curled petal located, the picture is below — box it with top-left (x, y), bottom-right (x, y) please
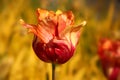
top-left (20, 19), bottom-right (53, 43)
top-left (58, 11), bottom-right (74, 34)
top-left (20, 19), bottom-right (36, 33)
top-left (70, 21), bottom-right (86, 46)
top-left (36, 8), bottom-right (49, 21)
top-left (70, 21), bottom-right (86, 32)
top-left (37, 8), bottom-right (58, 36)
top-left (62, 21), bottom-right (86, 47)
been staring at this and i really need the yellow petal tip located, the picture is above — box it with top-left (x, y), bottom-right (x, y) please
top-left (81, 21), bottom-right (87, 26)
top-left (19, 19), bottom-right (25, 25)
top-left (56, 10), bottom-right (62, 15)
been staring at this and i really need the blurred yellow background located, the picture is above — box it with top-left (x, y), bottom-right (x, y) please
top-left (0, 0), bottom-right (120, 80)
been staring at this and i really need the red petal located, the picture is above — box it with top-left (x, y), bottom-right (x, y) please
top-left (32, 36), bottom-right (50, 62)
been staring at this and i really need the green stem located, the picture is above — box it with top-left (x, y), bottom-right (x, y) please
top-left (52, 63), bottom-right (55, 80)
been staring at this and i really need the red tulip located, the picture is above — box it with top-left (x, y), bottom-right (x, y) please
top-left (98, 38), bottom-right (120, 80)
top-left (20, 8), bottom-right (86, 64)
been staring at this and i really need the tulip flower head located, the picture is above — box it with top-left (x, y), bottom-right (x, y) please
top-left (20, 8), bottom-right (86, 64)
top-left (98, 38), bottom-right (120, 80)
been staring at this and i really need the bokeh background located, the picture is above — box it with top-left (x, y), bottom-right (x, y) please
top-left (0, 0), bottom-right (120, 80)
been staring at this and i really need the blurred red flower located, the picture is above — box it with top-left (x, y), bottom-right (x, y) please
top-left (98, 38), bottom-right (120, 80)
top-left (20, 8), bottom-right (86, 64)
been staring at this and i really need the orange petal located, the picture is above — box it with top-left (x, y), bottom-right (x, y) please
top-left (36, 8), bottom-right (49, 21)
top-left (35, 24), bottom-right (53, 43)
top-left (20, 19), bottom-right (53, 43)
top-left (37, 9), bottom-right (57, 36)
top-left (58, 11), bottom-right (74, 34)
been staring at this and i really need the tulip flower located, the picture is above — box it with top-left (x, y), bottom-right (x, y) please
top-left (98, 38), bottom-right (120, 80)
top-left (20, 8), bottom-right (86, 64)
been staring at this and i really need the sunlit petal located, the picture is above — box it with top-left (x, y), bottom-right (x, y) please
top-left (70, 21), bottom-right (86, 46)
top-left (58, 11), bottom-right (74, 34)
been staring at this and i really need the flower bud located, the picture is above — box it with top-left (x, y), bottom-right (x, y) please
top-left (98, 38), bottom-right (120, 80)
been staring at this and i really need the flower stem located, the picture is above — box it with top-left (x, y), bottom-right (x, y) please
top-left (52, 63), bottom-right (55, 80)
